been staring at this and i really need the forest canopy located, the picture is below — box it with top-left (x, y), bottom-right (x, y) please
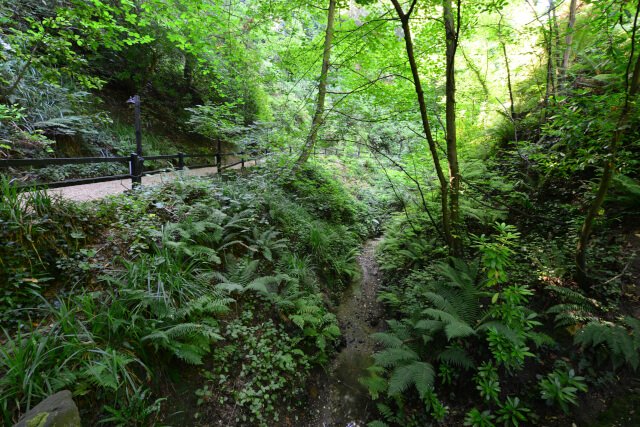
top-left (1, 0), bottom-right (640, 425)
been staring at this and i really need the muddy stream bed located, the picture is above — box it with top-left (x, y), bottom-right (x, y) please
top-left (306, 239), bottom-right (386, 426)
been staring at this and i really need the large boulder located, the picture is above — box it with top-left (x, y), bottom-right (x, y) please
top-left (13, 391), bottom-right (80, 427)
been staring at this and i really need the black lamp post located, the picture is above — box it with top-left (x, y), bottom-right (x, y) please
top-left (126, 95), bottom-right (142, 156)
top-left (127, 95), bottom-right (142, 187)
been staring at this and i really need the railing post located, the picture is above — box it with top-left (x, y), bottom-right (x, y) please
top-left (289, 146), bottom-right (292, 155)
top-left (216, 138), bottom-right (222, 171)
top-left (130, 152), bottom-right (141, 188)
top-left (241, 151), bottom-right (245, 169)
top-left (178, 152), bottom-right (184, 170)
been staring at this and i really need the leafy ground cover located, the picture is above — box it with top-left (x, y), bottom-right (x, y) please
top-left (357, 141), bottom-right (640, 426)
top-left (0, 157), bottom-right (387, 425)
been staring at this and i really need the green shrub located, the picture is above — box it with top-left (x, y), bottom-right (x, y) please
top-left (538, 369), bottom-right (587, 414)
top-left (0, 178), bottom-right (95, 322)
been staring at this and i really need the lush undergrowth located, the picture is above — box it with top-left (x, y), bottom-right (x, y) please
top-left (0, 159), bottom-right (382, 425)
top-left (357, 142), bottom-right (640, 426)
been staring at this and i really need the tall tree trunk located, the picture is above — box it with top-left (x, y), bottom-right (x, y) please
top-left (184, 52), bottom-right (194, 94)
top-left (551, 0), bottom-right (562, 75)
top-left (526, 0), bottom-right (555, 124)
top-left (296, 0), bottom-right (337, 166)
top-left (497, 11), bottom-right (515, 118)
top-left (543, 16), bottom-right (555, 122)
top-left (575, 3), bottom-right (640, 288)
top-left (559, 0), bottom-right (578, 91)
top-left (143, 46), bottom-right (158, 87)
top-left (459, 45), bottom-right (489, 103)
top-left (444, 0), bottom-right (462, 256)
top-left (390, 0), bottom-right (453, 250)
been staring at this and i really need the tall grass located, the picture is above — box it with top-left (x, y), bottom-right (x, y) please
top-left (0, 177), bottom-right (90, 320)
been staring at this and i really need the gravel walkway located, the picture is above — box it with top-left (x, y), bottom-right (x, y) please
top-left (48, 159), bottom-right (260, 202)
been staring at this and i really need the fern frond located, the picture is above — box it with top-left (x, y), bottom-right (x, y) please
top-left (528, 331), bottom-right (556, 348)
top-left (385, 319), bottom-right (413, 341)
top-left (622, 316), bottom-right (640, 348)
top-left (575, 321), bottom-right (639, 370)
top-left (373, 347), bottom-right (420, 368)
top-left (436, 258), bottom-right (478, 288)
top-left (546, 285), bottom-right (599, 327)
top-left (423, 308), bottom-right (459, 325)
top-left (141, 330), bottom-right (169, 347)
top-left (242, 276), bottom-right (278, 295)
top-left (359, 375), bottom-right (388, 400)
top-left (172, 342), bottom-right (207, 365)
top-left (423, 291), bottom-right (457, 316)
top-left (371, 332), bottom-right (404, 349)
top-left (291, 315), bottom-right (306, 329)
top-left (388, 361), bottom-right (435, 397)
top-left (49, 370), bottom-right (80, 391)
top-left (414, 319), bottom-right (445, 334)
top-left (215, 282), bottom-right (243, 294)
top-left (444, 322), bottom-right (476, 340)
top-left (376, 403), bottom-right (395, 422)
top-left (437, 347), bottom-right (474, 369)
top-left (181, 295), bottom-right (233, 316)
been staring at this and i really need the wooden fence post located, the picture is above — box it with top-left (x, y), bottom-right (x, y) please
top-left (241, 151), bottom-right (245, 169)
top-left (178, 152), bottom-right (184, 170)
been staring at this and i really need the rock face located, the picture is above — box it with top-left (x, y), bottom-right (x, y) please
top-left (13, 391), bottom-right (80, 427)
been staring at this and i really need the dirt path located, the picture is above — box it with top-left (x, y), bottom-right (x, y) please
top-left (47, 159), bottom-right (260, 202)
top-left (306, 239), bottom-right (385, 426)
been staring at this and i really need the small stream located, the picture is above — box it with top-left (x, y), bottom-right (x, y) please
top-left (307, 239), bottom-right (386, 426)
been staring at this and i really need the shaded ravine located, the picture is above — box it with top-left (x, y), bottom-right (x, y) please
top-left (307, 239), bottom-right (386, 426)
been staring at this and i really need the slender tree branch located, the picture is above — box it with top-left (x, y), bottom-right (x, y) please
top-left (364, 140), bottom-right (447, 244)
top-left (460, 176), bottom-right (566, 225)
top-left (495, 97), bottom-right (530, 166)
top-left (0, 39), bottom-right (41, 103)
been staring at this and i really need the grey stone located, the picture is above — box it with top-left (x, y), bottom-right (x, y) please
top-left (13, 391), bottom-right (80, 427)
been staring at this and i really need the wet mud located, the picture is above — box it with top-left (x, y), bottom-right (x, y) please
top-left (307, 239), bottom-right (386, 426)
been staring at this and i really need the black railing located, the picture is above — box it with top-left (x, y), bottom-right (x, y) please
top-left (0, 146), bottom-right (374, 193)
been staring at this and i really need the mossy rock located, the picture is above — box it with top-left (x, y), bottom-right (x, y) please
top-left (13, 391), bottom-right (80, 427)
